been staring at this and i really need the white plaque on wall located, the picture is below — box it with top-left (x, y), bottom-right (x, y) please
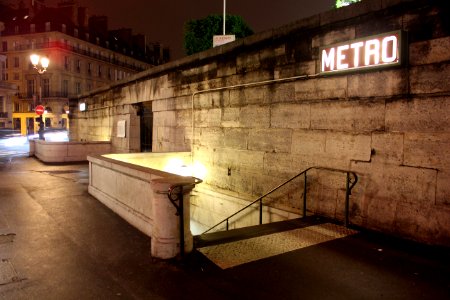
top-left (117, 120), bottom-right (126, 138)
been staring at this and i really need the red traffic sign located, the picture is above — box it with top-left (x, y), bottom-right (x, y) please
top-left (35, 105), bottom-right (45, 115)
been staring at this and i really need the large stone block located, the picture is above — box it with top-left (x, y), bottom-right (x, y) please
top-left (194, 108), bottom-right (222, 128)
top-left (310, 100), bottom-right (385, 132)
top-left (393, 203), bottom-right (450, 246)
top-left (295, 76), bottom-right (347, 101)
top-left (291, 130), bottom-right (327, 156)
top-left (196, 127), bottom-right (224, 148)
top-left (212, 148), bottom-right (265, 172)
top-left (371, 132), bottom-right (404, 165)
top-left (404, 132), bottom-right (450, 170)
top-left (325, 132), bottom-right (372, 162)
top-left (221, 107), bottom-right (240, 128)
top-left (271, 103), bottom-right (310, 129)
top-left (248, 128), bottom-right (292, 153)
top-left (230, 86), bottom-right (267, 107)
top-left (176, 110), bottom-right (192, 127)
top-left (267, 82), bottom-right (296, 103)
top-left (274, 61), bottom-right (315, 79)
top-left (437, 171), bottom-right (450, 206)
top-left (312, 27), bottom-right (356, 49)
top-left (192, 145), bottom-right (214, 165)
top-left (410, 63), bottom-right (450, 95)
top-left (153, 111), bottom-right (176, 126)
top-left (409, 37), bottom-right (450, 66)
top-left (348, 69), bottom-right (408, 98)
top-left (223, 128), bottom-right (249, 150)
top-left (195, 90), bottom-right (229, 109)
top-left (263, 152), bottom-right (298, 177)
top-left (385, 97), bottom-right (450, 132)
top-left (239, 105), bottom-right (271, 128)
top-left (236, 51), bottom-right (261, 73)
top-left (351, 163), bottom-right (437, 207)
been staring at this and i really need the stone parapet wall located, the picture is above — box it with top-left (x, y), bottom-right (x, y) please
top-left (71, 0), bottom-right (450, 246)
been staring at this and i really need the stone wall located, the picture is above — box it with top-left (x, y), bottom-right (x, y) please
top-left (70, 0), bottom-right (450, 246)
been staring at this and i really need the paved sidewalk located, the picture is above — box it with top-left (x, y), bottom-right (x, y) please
top-left (0, 157), bottom-right (449, 299)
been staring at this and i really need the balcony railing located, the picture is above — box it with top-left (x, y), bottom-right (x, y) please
top-left (16, 92), bottom-right (75, 99)
top-left (8, 41), bottom-right (148, 72)
top-left (0, 112), bottom-right (8, 118)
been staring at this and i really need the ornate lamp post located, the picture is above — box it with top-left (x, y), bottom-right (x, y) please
top-left (30, 54), bottom-right (49, 140)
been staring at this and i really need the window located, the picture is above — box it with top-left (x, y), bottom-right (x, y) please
top-left (76, 60), bottom-right (81, 73)
top-left (30, 24), bottom-right (35, 33)
top-left (87, 62), bottom-right (92, 75)
top-left (14, 57), bottom-right (19, 68)
top-left (64, 56), bottom-right (69, 71)
top-left (27, 80), bottom-right (35, 97)
top-left (62, 80), bottom-right (68, 97)
top-left (1, 61), bottom-right (6, 80)
top-left (61, 24), bottom-right (66, 33)
top-left (87, 83), bottom-right (91, 91)
top-left (13, 73), bottom-right (19, 80)
top-left (43, 79), bottom-right (50, 97)
top-left (45, 22), bottom-right (51, 32)
top-left (108, 68), bottom-right (112, 79)
top-left (14, 25), bottom-right (19, 34)
top-left (75, 82), bottom-right (81, 94)
top-left (1, 41), bottom-right (7, 52)
top-left (74, 29), bottom-right (78, 37)
top-left (98, 65), bottom-right (102, 77)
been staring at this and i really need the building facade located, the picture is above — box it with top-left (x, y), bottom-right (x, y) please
top-left (0, 0), bottom-right (167, 135)
top-left (0, 54), bottom-right (16, 128)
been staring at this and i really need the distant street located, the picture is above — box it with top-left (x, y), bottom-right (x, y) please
top-left (0, 129), bottom-right (30, 160)
top-left (0, 129), bottom-right (69, 163)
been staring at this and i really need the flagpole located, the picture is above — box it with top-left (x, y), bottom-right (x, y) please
top-left (223, 0), bottom-right (226, 35)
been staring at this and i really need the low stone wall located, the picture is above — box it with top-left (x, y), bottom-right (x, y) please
top-left (87, 152), bottom-right (197, 258)
top-left (32, 140), bottom-right (111, 163)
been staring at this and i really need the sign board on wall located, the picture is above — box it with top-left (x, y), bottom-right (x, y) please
top-left (320, 31), bottom-right (402, 75)
top-left (213, 35), bottom-right (236, 47)
top-left (117, 120), bottom-right (126, 138)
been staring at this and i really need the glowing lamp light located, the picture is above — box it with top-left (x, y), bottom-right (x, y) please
top-left (30, 54), bottom-right (40, 66)
top-left (40, 57), bottom-right (50, 68)
top-left (30, 54), bottom-right (50, 74)
top-left (163, 158), bottom-right (207, 180)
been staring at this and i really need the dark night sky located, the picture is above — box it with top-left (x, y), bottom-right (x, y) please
top-left (51, 0), bottom-right (336, 59)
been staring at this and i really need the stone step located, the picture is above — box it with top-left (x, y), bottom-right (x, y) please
top-left (194, 215), bottom-right (333, 248)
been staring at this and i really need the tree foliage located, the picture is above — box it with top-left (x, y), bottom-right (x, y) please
top-left (184, 14), bottom-right (253, 56)
top-left (335, 0), bottom-right (361, 8)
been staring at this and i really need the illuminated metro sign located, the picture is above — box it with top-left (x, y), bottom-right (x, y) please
top-left (320, 31), bottom-right (402, 74)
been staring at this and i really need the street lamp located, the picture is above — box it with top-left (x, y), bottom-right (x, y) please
top-left (30, 54), bottom-right (49, 140)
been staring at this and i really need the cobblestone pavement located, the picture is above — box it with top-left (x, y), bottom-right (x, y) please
top-left (0, 156), bottom-right (449, 299)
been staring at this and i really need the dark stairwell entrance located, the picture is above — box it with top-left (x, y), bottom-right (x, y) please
top-left (140, 101), bottom-right (153, 152)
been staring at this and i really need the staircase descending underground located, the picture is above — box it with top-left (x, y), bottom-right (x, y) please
top-left (193, 167), bottom-right (359, 268)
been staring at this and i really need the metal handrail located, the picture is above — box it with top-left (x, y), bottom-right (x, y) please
top-left (158, 177), bottom-right (203, 257)
top-left (201, 167), bottom-right (358, 235)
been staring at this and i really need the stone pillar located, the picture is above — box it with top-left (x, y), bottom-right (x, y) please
top-left (150, 177), bottom-right (197, 259)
